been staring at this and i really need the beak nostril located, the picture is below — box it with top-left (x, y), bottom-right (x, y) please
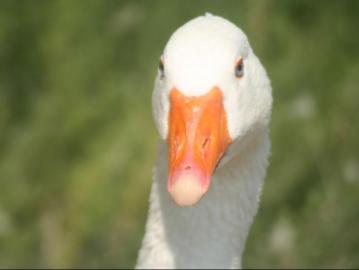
top-left (201, 137), bottom-right (210, 152)
top-left (174, 138), bottom-right (182, 155)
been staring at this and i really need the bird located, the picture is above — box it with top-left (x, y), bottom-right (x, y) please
top-left (136, 13), bottom-right (272, 269)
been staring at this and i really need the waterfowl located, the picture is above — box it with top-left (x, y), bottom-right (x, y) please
top-left (136, 13), bottom-right (272, 269)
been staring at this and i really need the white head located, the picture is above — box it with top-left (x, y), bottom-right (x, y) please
top-left (152, 14), bottom-right (272, 206)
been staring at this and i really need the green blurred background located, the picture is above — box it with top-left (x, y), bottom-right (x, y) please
top-left (0, 0), bottom-right (358, 268)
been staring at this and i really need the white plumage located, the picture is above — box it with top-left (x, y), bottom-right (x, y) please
top-left (136, 14), bottom-right (272, 269)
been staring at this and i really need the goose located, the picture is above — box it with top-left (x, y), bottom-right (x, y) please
top-left (136, 13), bottom-right (272, 269)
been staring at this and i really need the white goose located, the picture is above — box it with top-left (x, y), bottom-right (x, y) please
top-left (136, 14), bottom-right (272, 269)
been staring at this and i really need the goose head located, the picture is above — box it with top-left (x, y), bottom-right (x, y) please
top-left (152, 14), bottom-right (272, 206)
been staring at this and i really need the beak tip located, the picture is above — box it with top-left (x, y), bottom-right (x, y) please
top-left (168, 173), bottom-right (207, 207)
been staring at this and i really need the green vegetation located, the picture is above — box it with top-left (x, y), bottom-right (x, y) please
top-left (0, 1), bottom-right (358, 268)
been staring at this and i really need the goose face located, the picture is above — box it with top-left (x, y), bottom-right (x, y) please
top-left (152, 14), bottom-right (272, 206)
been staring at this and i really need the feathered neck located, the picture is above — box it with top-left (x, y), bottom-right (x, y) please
top-left (136, 128), bottom-right (270, 269)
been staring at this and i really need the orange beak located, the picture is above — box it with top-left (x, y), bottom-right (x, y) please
top-left (167, 87), bottom-right (231, 206)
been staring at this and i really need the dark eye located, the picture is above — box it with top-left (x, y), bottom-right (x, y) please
top-left (159, 58), bottom-right (165, 78)
top-left (235, 59), bottom-right (244, 78)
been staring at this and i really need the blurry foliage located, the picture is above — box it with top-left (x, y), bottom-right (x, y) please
top-left (0, 0), bottom-right (358, 268)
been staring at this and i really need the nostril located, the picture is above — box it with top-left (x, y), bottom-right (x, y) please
top-left (201, 137), bottom-right (210, 151)
top-left (173, 138), bottom-right (182, 155)
top-left (184, 165), bottom-right (192, 171)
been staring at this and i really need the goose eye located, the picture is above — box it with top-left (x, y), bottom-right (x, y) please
top-left (159, 58), bottom-right (165, 78)
top-left (235, 59), bottom-right (244, 78)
